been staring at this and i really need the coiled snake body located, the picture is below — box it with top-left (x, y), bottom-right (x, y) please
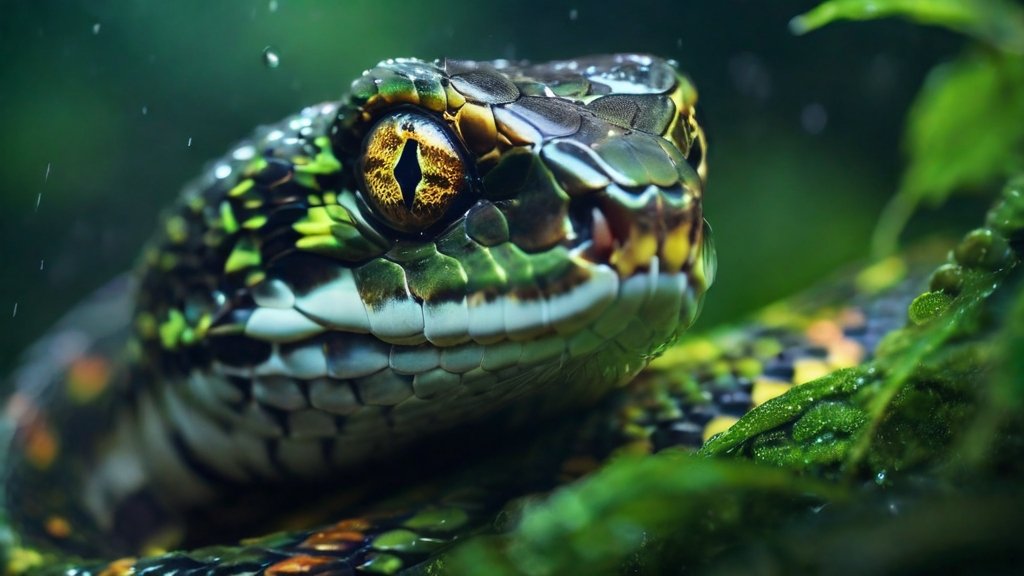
top-left (0, 55), bottom-right (902, 575)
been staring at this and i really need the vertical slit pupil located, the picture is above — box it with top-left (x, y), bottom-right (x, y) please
top-left (394, 139), bottom-right (422, 210)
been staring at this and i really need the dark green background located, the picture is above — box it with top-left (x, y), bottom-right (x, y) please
top-left (0, 1), bottom-right (962, 371)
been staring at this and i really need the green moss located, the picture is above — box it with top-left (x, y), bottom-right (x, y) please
top-left (908, 291), bottom-right (954, 325)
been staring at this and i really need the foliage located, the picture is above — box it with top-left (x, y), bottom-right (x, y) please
top-left (794, 0), bottom-right (1024, 255)
top-left (442, 456), bottom-right (840, 575)
top-left (790, 0), bottom-right (1024, 54)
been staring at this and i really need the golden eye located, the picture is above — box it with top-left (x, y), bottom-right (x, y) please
top-left (358, 111), bottom-right (468, 232)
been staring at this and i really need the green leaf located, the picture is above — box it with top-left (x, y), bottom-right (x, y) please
top-left (873, 50), bottom-right (1024, 255)
top-left (705, 179), bottom-right (1024, 476)
top-left (959, 177), bottom-right (1024, 463)
top-left (442, 454), bottom-right (841, 576)
top-left (791, 0), bottom-right (1024, 54)
top-left (904, 52), bottom-right (1024, 204)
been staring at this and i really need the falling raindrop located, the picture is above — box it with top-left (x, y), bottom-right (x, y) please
top-left (44, 162), bottom-right (51, 182)
top-left (12, 303), bottom-right (18, 318)
top-left (39, 260), bottom-right (45, 271)
top-left (92, 23), bottom-right (101, 35)
top-left (568, 8), bottom-right (578, 20)
top-left (187, 137), bottom-right (193, 148)
top-left (142, 105), bottom-right (148, 116)
top-left (263, 46), bottom-right (281, 69)
top-left (269, 0), bottom-right (279, 12)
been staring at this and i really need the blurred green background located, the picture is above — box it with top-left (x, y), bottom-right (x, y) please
top-left (0, 1), bottom-right (965, 371)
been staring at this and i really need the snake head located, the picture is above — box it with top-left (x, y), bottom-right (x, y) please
top-left (131, 55), bottom-right (715, 488)
top-left (336, 55), bottom-right (710, 280)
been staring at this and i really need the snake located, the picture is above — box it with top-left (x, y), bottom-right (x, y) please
top-left (0, 55), bottom-right (915, 575)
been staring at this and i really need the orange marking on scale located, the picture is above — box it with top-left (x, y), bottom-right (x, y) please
top-left (45, 516), bottom-right (71, 539)
top-left (300, 528), bottom-right (367, 552)
top-left (24, 420), bottom-right (59, 470)
top-left (266, 555), bottom-right (336, 574)
top-left (98, 557), bottom-right (137, 576)
top-left (806, 318), bottom-right (843, 346)
top-left (68, 355), bottom-right (112, 402)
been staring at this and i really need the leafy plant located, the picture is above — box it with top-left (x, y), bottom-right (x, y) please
top-left (794, 0), bottom-right (1024, 255)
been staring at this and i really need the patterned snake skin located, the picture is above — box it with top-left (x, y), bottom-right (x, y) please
top-left (0, 55), bottom-right (911, 575)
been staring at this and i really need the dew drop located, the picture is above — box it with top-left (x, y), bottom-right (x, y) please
top-left (263, 46), bottom-right (280, 69)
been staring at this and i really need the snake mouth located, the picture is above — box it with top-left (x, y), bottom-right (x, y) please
top-left (568, 201), bottom-right (625, 266)
top-left (566, 185), bottom-right (700, 278)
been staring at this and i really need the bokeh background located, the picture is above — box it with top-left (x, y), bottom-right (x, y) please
top-left (0, 1), bottom-right (965, 372)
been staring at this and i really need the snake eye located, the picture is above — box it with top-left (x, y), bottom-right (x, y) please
top-left (358, 111), bottom-right (468, 233)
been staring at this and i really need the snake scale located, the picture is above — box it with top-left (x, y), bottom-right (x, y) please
top-left (1, 55), bottom-right (916, 575)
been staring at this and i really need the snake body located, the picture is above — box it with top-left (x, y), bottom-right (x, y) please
top-left (0, 55), bottom-right (906, 574)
